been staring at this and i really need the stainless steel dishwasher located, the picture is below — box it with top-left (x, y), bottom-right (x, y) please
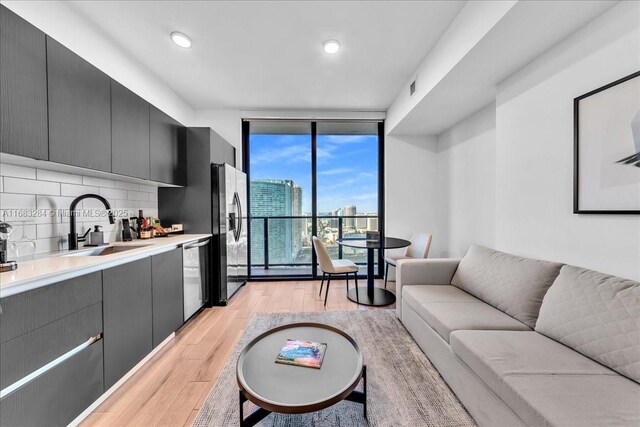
top-left (183, 238), bottom-right (210, 321)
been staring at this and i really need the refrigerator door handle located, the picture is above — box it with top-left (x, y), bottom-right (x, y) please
top-left (235, 192), bottom-right (242, 242)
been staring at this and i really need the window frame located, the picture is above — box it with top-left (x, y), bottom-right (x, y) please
top-left (242, 119), bottom-right (385, 281)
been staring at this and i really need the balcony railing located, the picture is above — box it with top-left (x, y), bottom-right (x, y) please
top-left (249, 215), bottom-right (379, 277)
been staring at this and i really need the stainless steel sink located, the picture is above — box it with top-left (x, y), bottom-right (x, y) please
top-left (63, 245), bottom-right (150, 257)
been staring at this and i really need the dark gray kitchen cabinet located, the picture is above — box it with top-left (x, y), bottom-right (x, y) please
top-left (0, 302), bottom-right (102, 390)
top-left (0, 339), bottom-right (104, 427)
top-left (150, 105), bottom-right (186, 185)
top-left (211, 128), bottom-right (236, 166)
top-left (151, 248), bottom-right (184, 347)
top-left (0, 271), bottom-right (103, 427)
top-left (0, 271), bottom-right (102, 344)
top-left (47, 36), bottom-right (111, 172)
top-left (103, 258), bottom-right (153, 389)
top-left (0, 5), bottom-right (48, 160)
top-left (111, 79), bottom-right (150, 179)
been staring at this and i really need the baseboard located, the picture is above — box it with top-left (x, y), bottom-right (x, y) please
top-left (68, 332), bottom-right (176, 426)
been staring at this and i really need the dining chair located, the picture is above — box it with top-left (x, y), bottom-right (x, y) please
top-left (312, 236), bottom-right (359, 306)
top-left (383, 233), bottom-right (432, 289)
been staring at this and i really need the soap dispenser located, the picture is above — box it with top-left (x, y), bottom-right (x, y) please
top-left (87, 225), bottom-right (106, 246)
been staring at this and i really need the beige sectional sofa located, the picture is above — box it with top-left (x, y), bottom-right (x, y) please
top-left (396, 244), bottom-right (640, 426)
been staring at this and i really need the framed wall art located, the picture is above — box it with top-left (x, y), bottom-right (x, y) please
top-left (574, 71), bottom-right (640, 214)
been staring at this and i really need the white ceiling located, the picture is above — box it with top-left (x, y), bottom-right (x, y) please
top-left (388, 0), bottom-right (620, 136)
top-left (66, 1), bottom-right (465, 111)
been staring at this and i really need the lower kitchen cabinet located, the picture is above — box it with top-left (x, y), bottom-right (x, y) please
top-left (0, 324), bottom-right (104, 427)
top-left (102, 258), bottom-right (153, 389)
top-left (0, 271), bottom-right (102, 344)
top-left (152, 247), bottom-right (184, 347)
top-left (0, 272), bottom-right (103, 427)
top-left (0, 302), bottom-right (102, 390)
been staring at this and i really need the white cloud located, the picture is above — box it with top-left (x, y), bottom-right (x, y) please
top-left (318, 167), bottom-right (354, 176)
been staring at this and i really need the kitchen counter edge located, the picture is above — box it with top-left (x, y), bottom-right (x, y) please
top-left (0, 234), bottom-right (212, 298)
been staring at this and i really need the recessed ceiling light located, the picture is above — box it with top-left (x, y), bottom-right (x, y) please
top-left (323, 39), bottom-right (341, 54)
top-left (170, 31), bottom-right (192, 49)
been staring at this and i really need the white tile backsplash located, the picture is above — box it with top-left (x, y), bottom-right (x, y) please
top-left (60, 183), bottom-right (100, 197)
top-left (115, 181), bottom-right (140, 191)
top-left (99, 187), bottom-right (128, 199)
top-left (0, 165), bottom-right (159, 255)
top-left (139, 185), bottom-right (156, 193)
top-left (4, 177), bottom-right (60, 195)
top-left (1, 193), bottom-right (37, 209)
top-left (36, 195), bottom-right (77, 210)
top-left (127, 190), bottom-right (148, 201)
top-left (0, 164), bottom-right (36, 179)
top-left (36, 169), bottom-right (83, 184)
top-left (82, 176), bottom-right (116, 188)
top-left (33, 237), bottom-right (64, 254)
top-left (8, 224), bottom-right (37, 241)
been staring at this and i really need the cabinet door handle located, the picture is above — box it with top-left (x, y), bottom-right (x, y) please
top-left (184, 240), bottom-right (210, 250)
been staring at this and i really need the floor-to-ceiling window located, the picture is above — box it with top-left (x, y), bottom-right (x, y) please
top-left (243, 120), bottom-right (384, 279)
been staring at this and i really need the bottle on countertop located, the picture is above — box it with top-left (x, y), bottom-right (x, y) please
top-left (136, 210), bottom-right (145, 239)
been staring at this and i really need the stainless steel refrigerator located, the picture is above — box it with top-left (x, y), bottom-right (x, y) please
top-left (212, 163), bottom-right (247, 304)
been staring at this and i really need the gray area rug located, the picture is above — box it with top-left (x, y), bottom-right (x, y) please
top-left (193, 310), bottom-right (475, 426)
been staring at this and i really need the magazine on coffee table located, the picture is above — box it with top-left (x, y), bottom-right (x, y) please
top-left (275, 339), bottom-right (327, 369)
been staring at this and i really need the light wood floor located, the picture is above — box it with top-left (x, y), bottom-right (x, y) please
top-left (82, 279), bottom-right (395, 427)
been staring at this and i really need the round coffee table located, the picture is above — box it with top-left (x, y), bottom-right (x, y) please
top-left (236, 323), bottom-right (366, 426)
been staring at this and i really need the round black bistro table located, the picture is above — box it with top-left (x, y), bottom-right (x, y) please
top-left (337, 237), bottom-right (411, 306)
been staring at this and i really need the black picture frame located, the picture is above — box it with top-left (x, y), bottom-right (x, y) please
top-left (573, 70), bottom-right (640, 215)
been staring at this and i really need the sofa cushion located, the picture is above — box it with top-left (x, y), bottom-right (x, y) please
top-left (536, 265), bottom-right (640, 383)
top-left (450, 330), bottom-right (640, 426)
top-left (403, 286), bottom-right (530, 343)
top-left (503, 374), bottom-right (640, 427)
top-left (402, 284), bottom-right (479, 305)
top-left (450, 330), bottom-right (615, 398)
top-left (451, 245), bottom-right (563, 328)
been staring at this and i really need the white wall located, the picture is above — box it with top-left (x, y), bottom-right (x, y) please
top-left (495, 1), bottom-right (640, 280)
top-left (396, 1), bottom-right (640, 281)
top-left (385, 0), bottom-right (516, 133)
top-left (437, 103), bottom-right (496, 258)
top-left (384, 135), bottom-right (442, 257)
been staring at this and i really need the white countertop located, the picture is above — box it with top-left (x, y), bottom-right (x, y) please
top-left (0, 234), bottom-right (212, 298)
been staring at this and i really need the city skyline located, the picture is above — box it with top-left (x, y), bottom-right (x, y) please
top-left (249, 177), bottom-right (379, 266)
top-left (249, 133), bottom-right (379, 213)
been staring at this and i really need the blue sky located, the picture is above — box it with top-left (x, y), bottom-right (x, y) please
top-left (249, 133), bottom-right (379, 214)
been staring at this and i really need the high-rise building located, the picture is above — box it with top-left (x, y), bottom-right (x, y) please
top-left (250, 179), bottom-right (294, 265)
top-left (292, 184), bottom-right (303, 257)
top-left (328, 208), bottom-right (342, 229)
top-left (344, 205), bottom-right (356, 228)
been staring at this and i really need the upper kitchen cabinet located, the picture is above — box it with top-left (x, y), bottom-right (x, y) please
top-left (0, 5), bottom-right (48, 160)
top-left (111, 80), bottom-right (150, 179)
top-left (210, 129), bottom-right (236, 166)
top-left (150, 106), bottom-right (186, 185)
top-left (47, 37), bottom-right (111, 172)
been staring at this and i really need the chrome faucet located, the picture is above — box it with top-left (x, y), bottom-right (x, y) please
top-left (68, 194), bottom-right (115, 250)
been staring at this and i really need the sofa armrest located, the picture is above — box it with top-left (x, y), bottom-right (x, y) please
top-left (396, 258), bottom-right (461, 320)
top-left (397, 258), bottom-right (461, 286)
